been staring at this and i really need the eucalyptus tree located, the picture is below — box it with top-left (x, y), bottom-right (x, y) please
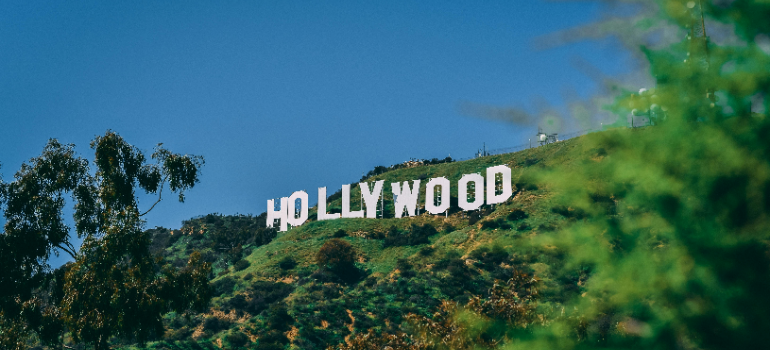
top-left (0, 131), bottom-right (211, 349)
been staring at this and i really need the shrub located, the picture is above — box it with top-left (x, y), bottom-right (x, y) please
top-left (200, 250), bottom-right (217, 263)
top-left (314, 239), bottom-right (365, 284)
top-left (515, 181), bottom-right (538, 191)
top-left (468, 206), bottom-right (494, 225)
top-left (225, 331), bottom-right (249, 348)
top-left (433, 251), bottom-right (484, 301)
top-left (481, 219), bottom-right (500, 230)
top-left (254, 227), bottom-right (278, 246)
top-left (254, 329), bottom-right (289, 350)
top-left (395, 259), bottom-right (415, 278)
top-left (165, 326), bottom-right (193, 341)
top-left (202, 317), bottom-right (231, 333)
top-left (507, 208), bottom-right (529, 221)
top-left (551, 205), bottom-right (586, 219)
top-left (233, 259), bottom-right (250, 271)
top-left (245, 281), bottom-right (294, 316)
top-left (419, 246), bottom-right (435, 256)
top-left (316, 239), bottom-right (357, 268)
top-left (469, 245), bottom-right (510, 271)
top-left (226, 245), bottom-right (244, 264)
top-left (333, 229), bottom-right (347, 238)
top-left (482, 218), bottom-right (512, 230)
top-left (265, 304), bottom-right (294, 332)
top-left (212, 277), bottom-right (237, 297)
top-left (225, 294), bottom-right (248, 311)
top-left (278, 256), bottom-right (297, 270)
top-left (383, 224), bottom-right (437, 247)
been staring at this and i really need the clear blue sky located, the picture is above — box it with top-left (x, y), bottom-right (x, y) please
top-left (1, 1), bottom-right (629, 266)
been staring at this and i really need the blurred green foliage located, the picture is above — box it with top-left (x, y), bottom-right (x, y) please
top-left (510, 1), bottom-right (770, 349)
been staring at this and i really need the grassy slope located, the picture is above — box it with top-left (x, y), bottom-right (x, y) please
top-left (139, 129), bottom-right (621, 350)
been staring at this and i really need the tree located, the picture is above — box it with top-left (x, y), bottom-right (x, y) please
top-left (514, 1), bottom-right (770, 349)
top-left (0, 131), bottom-right (211, 349)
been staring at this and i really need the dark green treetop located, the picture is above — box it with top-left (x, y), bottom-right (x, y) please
top-left (0, 131), bottom-right (210, 350)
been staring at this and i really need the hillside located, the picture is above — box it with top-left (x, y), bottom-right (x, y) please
top-left (134, 128), bottom-right (615, 350)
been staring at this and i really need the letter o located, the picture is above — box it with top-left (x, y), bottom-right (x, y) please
top-left (458, 173), bottom-right (484, 211)
top-left (287, 190), bottom-right (309, 226)
top-left (425, 177), bottom-right (450, 214)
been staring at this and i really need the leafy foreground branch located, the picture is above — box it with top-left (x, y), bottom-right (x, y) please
top-left (0, 131), bottom-right (211, 350)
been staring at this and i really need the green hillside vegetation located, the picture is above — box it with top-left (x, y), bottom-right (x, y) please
top-left (136, 131), bottom-right (610, 350)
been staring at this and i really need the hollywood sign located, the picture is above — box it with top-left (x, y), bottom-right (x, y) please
top-left (267, 165), bottom-right (513, 232)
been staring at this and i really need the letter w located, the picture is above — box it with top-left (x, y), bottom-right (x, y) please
top-left (391, 180), bottom-right (421, 218)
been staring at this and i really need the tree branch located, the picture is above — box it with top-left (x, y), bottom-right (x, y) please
top-left (140, 178), bottom-right (166, 217)
top-left (55, 243), bottom-right (78, 260)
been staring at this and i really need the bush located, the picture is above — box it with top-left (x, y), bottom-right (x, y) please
top-left (245, 281), bottom-right (294, 316)
top-left (551, 205), bottom-right (586, 219)
top-left (212, 277), bottom-right (237, 297)
top-left (507, 208), bottom-right (529, 221)
top-left (433, 251), bottom-right (484, 301)
top-left (233, 259), bottom-right (250, 271)
top-left (225, 331), bottom-right (249, 348)
top-left (314, 239), bottom-right (365, 284)
top-left (278, 256), bottom-right (297, 270)
top-left (265, 304), bottom-right (294, 332)
top-left (165, 327), bottom-right (193, 341)
top-left (254, 227), bottom-right (278, 246)
top-left (481, 219), bottom-right (499, 230)
top-left (468, 206), bottom-right (494, 225)
top-left (333, 229), bottom-right (347, 238)
top-left (255, 330), bottom-right (289, 350)
top-left (225, 294), bottom-right (248, 311)
top-left (202, 317), bottom-right (231, 333)
top-left (226, 245), bottom-right (244, 264)
top-left (383, 224), bottom-right (437, 247)
top-left (481, 218), bottom-right (512, 230)
top-left (469, 245), bottom-right (510, 271)
top-left (395, 258), bottom-right (415, 278)
top-left (515, 181), bottom-right (538, 191)
top-left (316, 239), bottom-right (357, 268)
top-left (419, 246), bottom-right (435, 256)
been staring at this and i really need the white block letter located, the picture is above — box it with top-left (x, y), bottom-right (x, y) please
top-left (486, 165), bottom-right (513, 205)
top-left (425, 177), bottom-right (450, 215)
top-left (391, 180), bottom-right (421, 218)
top-left (360, 180), bottom-right (384, 218)
top-left (287, 190), bottom-right (309, 226)
top-left (458, 173), bottom-right (484, 211)
top-left (342, 184), bottom-right (365, 218)
top-left (267, 197), bottom-right (289, 232)
top-left (317, 187), bottom-right (341, 221)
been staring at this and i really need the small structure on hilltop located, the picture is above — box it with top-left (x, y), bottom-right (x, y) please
top-left (536, 127), bottom-right (558, 146)
top-left (399, 159), bottom-right (424, 169)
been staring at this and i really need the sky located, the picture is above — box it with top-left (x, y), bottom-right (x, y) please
top-left (0, 1), bottom-right (631, 267)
